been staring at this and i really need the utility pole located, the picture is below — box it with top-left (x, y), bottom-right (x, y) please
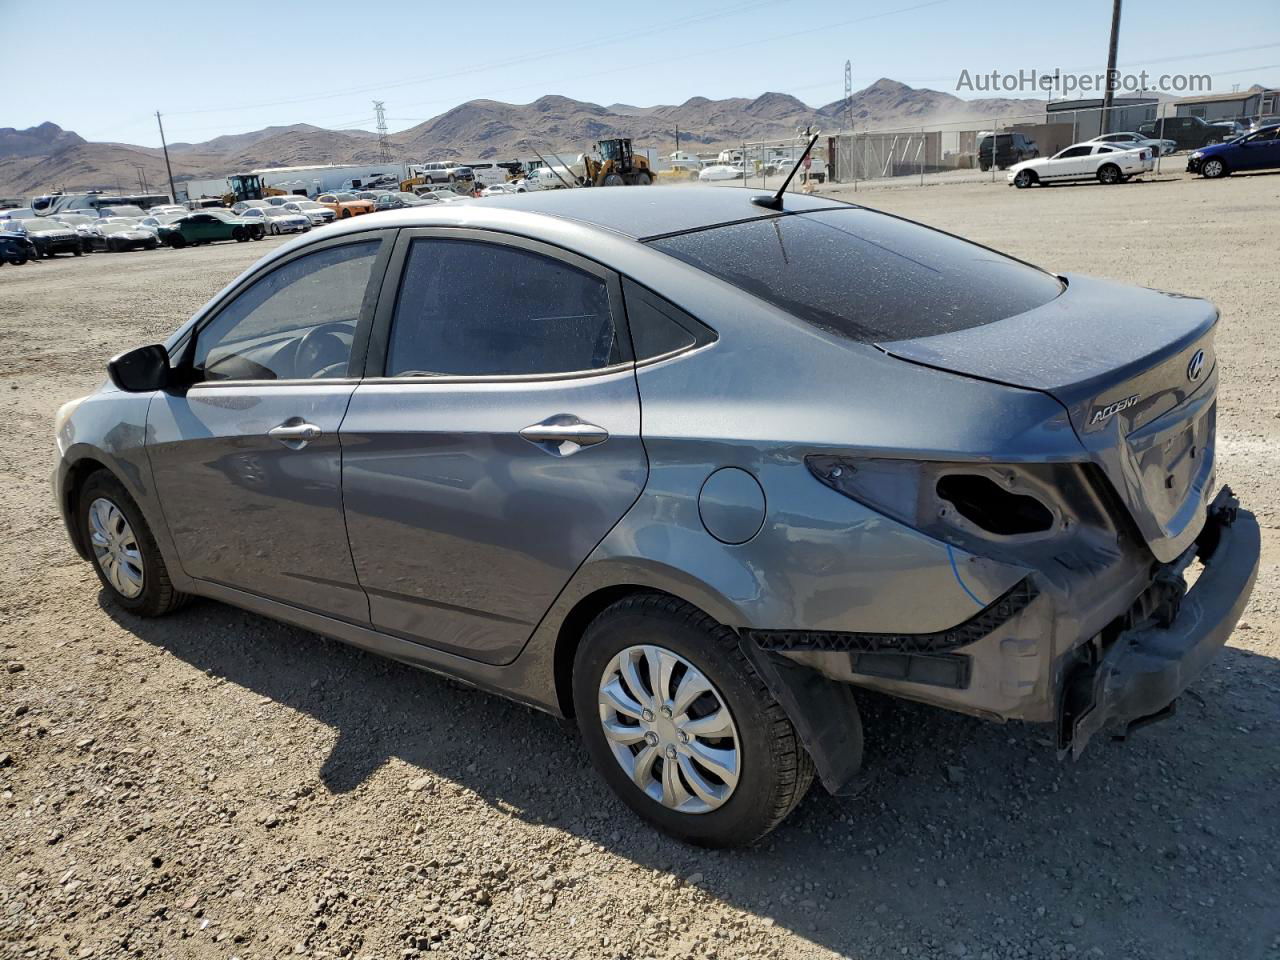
top-left (155, 111), bottom-right (177, 203)
top-left (675, 125), bottom-right (680, 153)
top-left (844, 60), bottom-right (854, 132)
top-left (1100, 0), bottom-right (1123, 134)
top-left (374, 100), bottom-right (392, 163)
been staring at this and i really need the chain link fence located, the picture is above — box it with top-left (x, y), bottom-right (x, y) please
top-left (820, 96), bottom-right (1267, 190)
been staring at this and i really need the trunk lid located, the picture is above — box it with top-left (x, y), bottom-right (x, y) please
top-left (878, 274), bottom-right (1218, 562)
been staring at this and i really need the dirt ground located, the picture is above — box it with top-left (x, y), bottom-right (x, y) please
top-left (2, 171), bottom-right (1278, 960)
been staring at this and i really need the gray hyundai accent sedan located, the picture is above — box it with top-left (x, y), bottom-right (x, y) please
top-left (54, 188), bottom-right (1259, 847)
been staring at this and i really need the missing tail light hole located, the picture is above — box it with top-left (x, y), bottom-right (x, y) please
top-left (936, 474), bottom-right (1054, 536)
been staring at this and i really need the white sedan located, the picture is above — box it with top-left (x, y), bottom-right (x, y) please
top-left (238, 206), bottom-right (310, 235)
top-left (1007, 142), bottom-right (1153, 188)
top-left (1084, 131), bottom-right (1176, 157)
top-left (698, 164), bottom-right (745, 182)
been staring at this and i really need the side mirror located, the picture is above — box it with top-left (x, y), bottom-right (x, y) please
top-left (108, 344), bottom-right (172, 392)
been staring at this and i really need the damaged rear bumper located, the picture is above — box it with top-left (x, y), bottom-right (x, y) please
top-left (1060, 486), bottom-right (1259, 755)
top-left (741, 486), bottom-right (1257, 794)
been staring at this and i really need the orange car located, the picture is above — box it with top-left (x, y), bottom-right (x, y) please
top-left (315, 192), bottom-right (376, 218)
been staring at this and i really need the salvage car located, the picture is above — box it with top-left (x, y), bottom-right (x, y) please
top-left (1008, 142), bottom-right (1152, 187)
top-left (316, 192), bottom-right (376, 218)
top-left (13, 218), bottom-right (84, 257)
top-left (0, 230), bottom-right (38, 264)
top-left (698, 163), bottom-right (745, 181)
top-left (1084, 131), bottom-right (1176, 157)
top-left (91, 220), bottom-right (160, 252)
top-left (1186, 123), bottom-right (1280, 178)
top-left (155, 210), bottom-right (264, 248)
top-left (282, 199), bottom-right (338, 226)
top-left (54, 189), bottom-right (1258, 847)
top-left (373, 191), bottom-right (437, 210)
top-left (240, 205), bottom-right (311, 235)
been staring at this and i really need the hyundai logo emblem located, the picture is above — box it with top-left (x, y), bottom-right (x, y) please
top-left (1187, 349), bottom-right (1205, 382)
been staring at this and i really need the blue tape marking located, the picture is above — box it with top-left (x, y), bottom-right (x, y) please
top-left (947, 544), bottom-right (986, 608)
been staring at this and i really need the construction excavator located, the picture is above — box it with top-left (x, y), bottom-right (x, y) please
top-left (579, 139), bottom-right (653, 186)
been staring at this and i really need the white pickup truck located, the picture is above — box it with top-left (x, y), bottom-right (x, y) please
top-left (1007, 141), bottom-right (1153, 188)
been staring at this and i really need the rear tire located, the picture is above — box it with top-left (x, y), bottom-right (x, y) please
top-left (1097, 163), bottom-right (1121, 185)
top-left (634, 171), bottom-right (652, 185)
top-left (573, 593), bottom-right (816, 848)
top-left (77, 470), bottom-right (188, 618)
top-left (232, 226), bottom-right (247, 242)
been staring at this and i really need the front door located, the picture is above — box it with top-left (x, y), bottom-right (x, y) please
top-left (1047, 145), bottom-right (1093, 180)
top-left (148, 236), bottom-right (387, 622)
top-left (341, 230), bottom-right (647, 665)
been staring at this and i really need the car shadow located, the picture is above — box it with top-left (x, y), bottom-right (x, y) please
top-left (101, 592), bottom-right (1280, 958)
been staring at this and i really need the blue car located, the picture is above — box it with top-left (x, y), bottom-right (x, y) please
top-left (1187, 123), bottom-right (1280, 178)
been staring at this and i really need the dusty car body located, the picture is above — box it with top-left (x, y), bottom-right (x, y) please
top-left (53, 189), bottom-right (1258, 846)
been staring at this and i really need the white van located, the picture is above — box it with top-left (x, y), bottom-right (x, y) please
top-left (462, 162), bottom-right (507, 187)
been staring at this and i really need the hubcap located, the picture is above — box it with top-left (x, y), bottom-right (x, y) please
top-left (88, 498), bottom-right (144, 598)
top-left (597, 645), bottom-right (740, 814)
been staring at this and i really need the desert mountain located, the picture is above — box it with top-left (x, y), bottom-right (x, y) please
top-left (0, 122), bottom-right (85, 161)
top-left (0, 79), bottom-right (1050, 195)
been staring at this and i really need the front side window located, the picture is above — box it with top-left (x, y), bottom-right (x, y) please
top-left (194, 240), bottom-right (379, 382)
top-left (385, 238), bottom-right (618, 377)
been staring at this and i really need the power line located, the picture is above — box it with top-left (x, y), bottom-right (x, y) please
top-left (163, 0), bottom-right (781, 117)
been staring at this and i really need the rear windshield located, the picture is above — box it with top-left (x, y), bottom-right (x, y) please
top-left (647, 208), bottom-right (1063, 343)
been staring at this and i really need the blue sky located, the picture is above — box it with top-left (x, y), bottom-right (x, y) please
top-left (4, 0), bottom-right (1277, 146)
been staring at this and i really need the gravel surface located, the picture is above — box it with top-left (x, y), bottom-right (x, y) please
top-left (3, 174), bottom-right (1278, 960)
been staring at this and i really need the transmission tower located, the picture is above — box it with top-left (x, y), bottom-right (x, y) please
top-left (373, 100), bottom-right (392, 162)
top-left (843, 60), bottom-right (854, 132)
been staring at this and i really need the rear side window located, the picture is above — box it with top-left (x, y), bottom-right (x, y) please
top-left (622, 279), bottom-right (714, 360)
top-left (386, 238), bottom-right (620, 376)
top-left (647, 209), bottom-right (1062, 344)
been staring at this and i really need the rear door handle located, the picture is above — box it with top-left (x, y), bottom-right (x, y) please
top-left (520, 416), bottom-right (609, 456)
top-left (268, 421), bottom-right (323, 449)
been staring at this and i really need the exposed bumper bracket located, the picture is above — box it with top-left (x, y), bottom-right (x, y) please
top-left (1062, 485), bottom-right (1259, 756)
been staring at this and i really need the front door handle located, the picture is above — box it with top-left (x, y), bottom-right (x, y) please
top-left (520, 415), bottom-right (609, 456)
top-left (268, 421), bottom-right (323, 450)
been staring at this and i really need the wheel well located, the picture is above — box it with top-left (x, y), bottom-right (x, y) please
top-left (552, 585), bottom-right (688, 718)
top-left (62, 457), bottom-right (109, 558)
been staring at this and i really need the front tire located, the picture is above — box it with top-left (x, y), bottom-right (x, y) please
top-left (573, 594), bottom-right (817, 847)
top-left (1013, 169), bottom-right (1037, 188)
top-left (1201, 157), bottom-right (1228, 179)
top-left (232, 226), bottom-right (247, 242)
top-left (78, 470), bottom-right (188, 617)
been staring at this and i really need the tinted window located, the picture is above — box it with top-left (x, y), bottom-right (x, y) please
top-left (194, 240), bottom-right (379, 381)
top-left (1058, 146), bottom-right (1092, 158)
top-left (623, 279), bottom-right (706, 360)
top-left (386, 238), bottom-right (618, 376)
top-left (647, 209), bottom-right (1062, 344)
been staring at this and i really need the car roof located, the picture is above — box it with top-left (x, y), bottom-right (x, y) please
top-left (460, 187), bottom-right (848, 240)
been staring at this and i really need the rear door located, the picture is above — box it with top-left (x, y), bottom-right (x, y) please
top-left (340, 229), bottom-right (647, 665)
